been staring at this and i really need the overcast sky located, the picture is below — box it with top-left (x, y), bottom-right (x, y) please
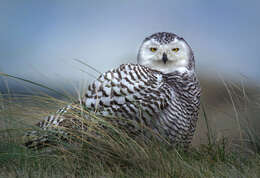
top-left (1, 0), bottom-right (260, 90)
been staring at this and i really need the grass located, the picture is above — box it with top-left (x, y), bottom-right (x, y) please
top-left (0, 74), bottom-right (260, 177)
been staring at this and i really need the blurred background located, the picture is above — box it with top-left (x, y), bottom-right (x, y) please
top-left (0, 0), bottom-right (260, 143)
top-left (1, 0), bottom-right (260, 89)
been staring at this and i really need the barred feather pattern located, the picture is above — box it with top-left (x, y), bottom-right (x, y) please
top-left (25, 63), bottom-right (200, 148)
top-left (83, 64), bottom-right (168, 122)
top-left (160, 71), bottom-right (201, 146)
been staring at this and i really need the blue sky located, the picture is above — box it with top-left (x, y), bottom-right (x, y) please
top-left (1, 0), bottom-right (260, 89)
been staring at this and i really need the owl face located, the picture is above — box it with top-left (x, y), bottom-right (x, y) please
top-left (137, 32), bottom-right (194, 74)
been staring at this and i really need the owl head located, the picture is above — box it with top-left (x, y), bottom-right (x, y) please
top-left (137, 32), bottom-right (195, 74)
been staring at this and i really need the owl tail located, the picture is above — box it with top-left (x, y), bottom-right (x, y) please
top-left (24, 132), bottom-right (50, 149)
top-left (24, 105), bottom-right (76, 149)
top-left (24, 128), bottom-right (71, 150)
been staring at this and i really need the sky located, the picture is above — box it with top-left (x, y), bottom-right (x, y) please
top-left (0, 0), bottom-right (260, 91)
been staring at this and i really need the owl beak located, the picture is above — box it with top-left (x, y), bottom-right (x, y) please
top-left (162, 53), bottom-right (168, 64)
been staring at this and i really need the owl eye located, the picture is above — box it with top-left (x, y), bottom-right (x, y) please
top-left (150, 47), bottom-right (157, 52)
top-left (172, 48), bottom-right (179, 52)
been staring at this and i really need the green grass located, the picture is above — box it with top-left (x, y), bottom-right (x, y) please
top-left (0, 74), bottom-right (260, 177)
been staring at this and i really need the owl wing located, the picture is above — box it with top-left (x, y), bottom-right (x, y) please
top-left (83, 63), bottom-right (171, 120)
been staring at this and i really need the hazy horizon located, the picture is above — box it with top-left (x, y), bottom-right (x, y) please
top-left (1, 0), bottom-right (260, 91)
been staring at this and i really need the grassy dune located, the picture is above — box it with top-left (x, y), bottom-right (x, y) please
top-left (0, 76), bottom-right (260, 177)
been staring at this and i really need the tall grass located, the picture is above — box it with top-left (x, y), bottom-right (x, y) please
top-left (0, 72), bottom-right (260, 177)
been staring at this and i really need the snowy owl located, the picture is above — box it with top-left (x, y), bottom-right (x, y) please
top-left (25, 32), bottom-right (201, 149)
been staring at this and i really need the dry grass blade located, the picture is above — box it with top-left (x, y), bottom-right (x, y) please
top-left (73, 58), bottom-right (102, 75)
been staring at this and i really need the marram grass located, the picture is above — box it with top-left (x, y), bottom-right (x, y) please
top-left (0, 73), bottom-right (260, 177)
